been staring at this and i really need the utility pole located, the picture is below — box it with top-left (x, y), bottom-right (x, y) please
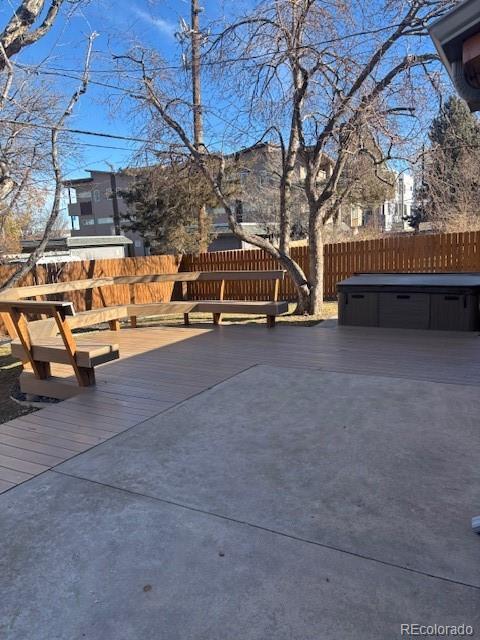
top-left (191, 0), bottom-right (208, 252)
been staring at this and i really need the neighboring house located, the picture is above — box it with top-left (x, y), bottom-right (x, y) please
top-left (64, 170), bottom-right (147, 256)
top-left (213, 142), bottom-right (333, 236)
top-left (347, 172), bottom-right (415, 234)
top-left (63, 150), bottom-right (411, 255)
top-left (16, 235), bottom-right (133, 263)
top-left (63, 150), bottom-right (311, 253)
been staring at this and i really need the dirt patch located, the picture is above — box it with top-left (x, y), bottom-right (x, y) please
top-left (0, 344), bottom-right (37, 424)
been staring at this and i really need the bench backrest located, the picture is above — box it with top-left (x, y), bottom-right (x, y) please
top-left (0, 299), bottom-right (83, 380)
top-left (0, 300), bottom-right (75, 316)
top-left (0, 270), bottom-right (286, 338)
top-left (0, 270), bottom-right (285, 301)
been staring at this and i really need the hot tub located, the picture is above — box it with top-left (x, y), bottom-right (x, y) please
top-left (337, 273), bottom-right (480, 331)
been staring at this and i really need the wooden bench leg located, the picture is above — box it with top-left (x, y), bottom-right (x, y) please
top-left (184, 313), bottom-right (190, 327)
top-left (76, 366), bottom-right (96, 387)
top-left (213, 313), bottom-right (222, 326)
top-left (109, 319), bottom-right (120, 331)
top-left (130, 316), bottom-right (137, 328)
top-left (266, 315), bottom-right (276, 328)
top-left (33, 361), bottom-right (52, 380)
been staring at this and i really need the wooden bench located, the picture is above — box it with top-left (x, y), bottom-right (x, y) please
top-left (0, 300), bottom-right (119, 387)
top-left (0, 270), bottom-right (287, 392)
top-left (0, 270), bottom-right (288, 342)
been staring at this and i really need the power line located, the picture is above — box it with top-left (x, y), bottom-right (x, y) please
top-left (13, 21), bottom-right (410, 79)
top-left (66, 140), bottom-right (140, 151)
top-left (0, 116), bottom-right (255, 152)
top-left (0, 118), bottom-right (155, 144)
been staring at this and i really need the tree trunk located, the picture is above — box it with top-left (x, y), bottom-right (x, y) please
top-left (276, 251), bottom-right (310, 314)
top-left (308, 214), bottom-right (324, 315)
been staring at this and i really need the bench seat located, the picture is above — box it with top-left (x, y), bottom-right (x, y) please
top-left (126, 300), bottom-right (288, 316)
top-left (68, 305), bottom-right (128, 330)
top-left (126, 302), bottom-right (199, 316)
top-left (194, 300), bottom-right (289, 315)
top-left (11, 339), bottom-right (120, 368)
top-left (26, 299), bottom-right (289, 341)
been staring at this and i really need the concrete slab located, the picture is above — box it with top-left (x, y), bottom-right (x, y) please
top-left (58, 365), bottom-right (480, 587)
top-left (1, 471), bottom-right (478, 640)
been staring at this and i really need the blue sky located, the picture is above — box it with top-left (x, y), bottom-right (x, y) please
top-left (1, 0), bottom-right (456, 184)
top-left (0, 0), bottom-right (244, 179)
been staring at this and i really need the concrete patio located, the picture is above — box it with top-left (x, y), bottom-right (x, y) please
top-left (1, 322), bottom-right (480, 638)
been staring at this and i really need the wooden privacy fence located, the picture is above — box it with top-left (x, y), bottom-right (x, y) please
top-left (182, 231), bottom-right (480, 301)
top-left (181, 246), bottom-right (309, 302)
top-left (1, 230), bottom-right (480, 335)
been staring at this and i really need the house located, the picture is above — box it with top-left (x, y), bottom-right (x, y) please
top-left (64, 170), bottom-right (147, 256)
top-left (351, 173), bottom-right (414, 234)
top-left (208, 144), bottom-right (415, 239)
top-left (429, 0), bottom-right (480, 112)
top-left (212, 142), bottom-right (333, 233)
top-left (63, 146), bottom-right (411, 255)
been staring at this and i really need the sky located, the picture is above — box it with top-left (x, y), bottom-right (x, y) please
top-left (0, 0), bottom-right (457, 187)
top-left (0, 0), bottom-right (246, 180)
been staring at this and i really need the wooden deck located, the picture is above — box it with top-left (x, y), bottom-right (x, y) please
top-left (1, 321), bottom-right (480, 494)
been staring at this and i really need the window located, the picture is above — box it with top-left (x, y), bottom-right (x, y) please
top-left (239, 169), bottom-right (249, 186)
top-left (81, 217), bottom-right (95, 226)
top-left (79, 201), bottom-right (93, 216)
top-left (92, 189), bottom-right (101, 202)
top-left (259, 171), bottom-right (269, 187)
top-left (350, 206), bottom-right (362, 228)
top-left (76, 190), bottom-right (92, 200)
top-left (97, 217), bottom-right (114, 224)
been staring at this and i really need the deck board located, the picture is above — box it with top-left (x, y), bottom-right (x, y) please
top-left (2, 322), bottom-right (480, 494)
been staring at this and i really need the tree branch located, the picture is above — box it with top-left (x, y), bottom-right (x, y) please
top-left (1, 31), bottom-right (96, 290)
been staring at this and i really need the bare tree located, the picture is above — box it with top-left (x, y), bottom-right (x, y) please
top-left (0, 1), bottom-right (79, 70)
top-left (0, 0), bottom-right (92, 286)
top-left (208, 0), bottom-right (459, 313)
top-left (0, 32), bottom-right (96, 290)
top-left (119, 0), bottom-right (456, 313)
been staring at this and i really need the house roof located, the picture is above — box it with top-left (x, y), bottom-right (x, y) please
top-left (429, 0), bottom-right (480, 70)
top-left (21, 235), bottom-right (133, 252)
top-left (213, 222), bottom-right (273, 237)
top-left (64, 143), bottom-right (335, 188)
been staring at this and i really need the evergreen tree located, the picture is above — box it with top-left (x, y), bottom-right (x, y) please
top-left (120, 161), bottom-right (217, 255)
top-left (422, 96), bottom-right (480, 231)
top-left (429, 96), bottom-right (480, 167)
